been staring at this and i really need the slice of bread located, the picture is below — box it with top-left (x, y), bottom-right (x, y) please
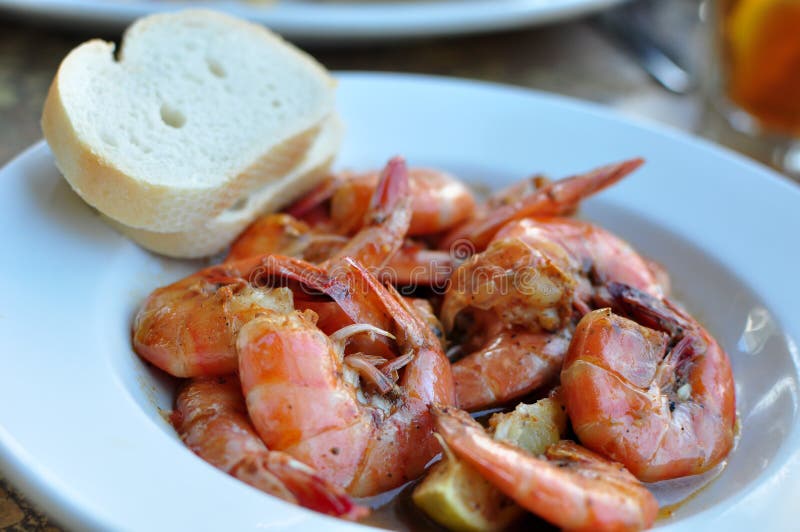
top-left (42, 9), bottom-right (335, 232)
top-left (110, 115), bottom-right (343, 258)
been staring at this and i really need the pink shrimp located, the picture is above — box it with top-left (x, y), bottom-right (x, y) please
top-left (561, 282), bottom-right (736, 482)
top-left (132, 255), bottom-right (295, 377)
top-left (172, 376), bottom-right (367, 519)
top-left (228, 162), bottom-right (457, 286)
top-left (237, 258), bottom-right (454, 497)
top-left (432, 405), bottom-right (658, 531)
top-left (442, 217), bottom-right (668, 411)
top-left (224, 213), bottom-right (345, 264)
top-left (494, 217), bottom-right (667, 301)
top-left (287, 166), bottom-right (476, 237)
top-left (452, 323), bottom-right (573, 412)
top-left (133, 159), bottom-right (410, 378)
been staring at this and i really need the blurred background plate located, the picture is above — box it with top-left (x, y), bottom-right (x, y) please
top-left (0, 0), bottom-right (629, 44)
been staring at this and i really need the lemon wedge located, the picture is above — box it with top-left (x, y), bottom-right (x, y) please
top-left (412, 444), bottom-right (523, 532)
top-left (412, 399), bottom-right (567, 531)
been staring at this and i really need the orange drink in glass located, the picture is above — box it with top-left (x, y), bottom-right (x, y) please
top-left (715, 0), bottom-right (800, 136)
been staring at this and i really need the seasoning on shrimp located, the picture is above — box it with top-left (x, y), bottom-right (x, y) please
top-left (561, 282), bottom-right (736, 482)
top-left (431, 404), bottom-right (658, 532)
top-left (441, 163), bottom-right (667, 412)
top-left (238, 258), bottom-right (454, 496)
top-left (129, 155), bottom-right (738, 529)
top-left (173, 376), bottom-right (367, 519)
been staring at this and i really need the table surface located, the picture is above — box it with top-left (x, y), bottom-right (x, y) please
top-left (0, 0), bottom-right (792, 529)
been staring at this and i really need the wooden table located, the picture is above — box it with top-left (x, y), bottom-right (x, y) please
top-left (0, 1), bottom-right (787, 529)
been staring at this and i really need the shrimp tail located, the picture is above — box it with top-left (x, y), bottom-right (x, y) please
top-left (285, 175), bottom-right (339, 220)
top-left (365, 156), bottom-right (410, 226)
top-left (542, 158), bottom-right (643, 216)
top-left (328, 157), bottom-right (412, 269)
top-left (258, 453), bottom-right (370, 520)
top-left (604, 281), bottom-right (692, 336)
top-left (173, 377), bottom-right (367, 520)
top-left (441, 158), bottom-right (643, 252)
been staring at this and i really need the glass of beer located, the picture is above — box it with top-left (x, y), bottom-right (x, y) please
top-left (710, 0), bottom-right (800, 173)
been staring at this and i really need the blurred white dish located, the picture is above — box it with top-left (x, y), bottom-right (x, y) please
top-left (1, 72), bottom-right (799, 531)
top-left (0, 0), bottom-right (628, 43)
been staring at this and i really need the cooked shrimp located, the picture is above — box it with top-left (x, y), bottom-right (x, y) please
top-left (237, 258), bottom-right (454, 496)
top-left (291, 167), bottom-right (476, 237)
top-left (173, 376), bottom-right (367, 519)
top-left (561, 282), bottom-right (736, 482)
top-left (230, 160), bottom-right (460, 286)
top-left (224, 213), bottom-right (345, 264)
top-left (452, 323), bottom-right (572, 411)
top-left (133, 159), bottom-right (411, 378)
top-left (132, 251), bottom-right (394, 379)
top-left (228, 221), bottom-right (453, 287)
top-left (439, 234), bottom-right (577, 410)
top-left (228, 161), bottom-right (455, 287)
top-left (440, 158), bottom-right (643, 252)
top-left (377, 241), bottom-right (455, 288)
top-left (325, 157), bottom-right (411, 268)
top-left (442, 217), bottom-right (667, 411)
top-left (133, 254), bottom-right (295, 377)
top-left (431, 405), bottom-right (658, 532)
top-left (230, 156), bottom-right (411, 269)
top-left (441, 236), bottom-right (578, 334)
top-left (494, 218), bottom-right (666, 300)
top-left (442, 218), bottom-right (665, 333)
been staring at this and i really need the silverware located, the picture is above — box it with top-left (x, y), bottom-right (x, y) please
top-left (594, 1), bottom-right (695, 95)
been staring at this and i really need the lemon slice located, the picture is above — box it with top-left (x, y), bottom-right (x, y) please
top-left (412, 448), bottom-right (523, 532)
top-left (412, 399), bottom-right (567, 531)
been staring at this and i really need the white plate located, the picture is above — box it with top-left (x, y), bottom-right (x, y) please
top-left (0, 0), bottom-right (628, 43)
top-left (1, 72), bottom-right (799, 531)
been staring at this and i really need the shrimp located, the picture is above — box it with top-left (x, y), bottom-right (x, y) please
top-left (442, 217), bottom-right (667, 411)
top-left (227, 222), bottom-right (454, 287)
top-left (224, 213), bottom-right (346, 264)
top-left (431, 405), bottom-right (658, 531)
top-left (452, 324), bottom-right (572, 411)
top-left (228, 163), bottom-right (458, 286)
top-left (439, 158), bottom-right (644, 252)
top-left (376, 241), bottom-right (454, 289)
top-left (561, 282), bottom-right (736, 482)
top-left (441, 236), bottom-right (578, 334)
top-left (133, 159), bottom-right (411, 378)
top-left (237, 258), bottom-right (454, 497)
top-left (132, 255), bottom-right (295, 377)
top-left (172, 376), bottom-right (367, 519)
top-left (494, 218), bottom-right (667, 301)
top-left (132, 252), bottom-right (393, 379)
top-left (288, 167), bottom-right (476, 237)
top-left (440, 236), bottom-right (576, 410)
top-left (227, 156), bottom-right (410, 267)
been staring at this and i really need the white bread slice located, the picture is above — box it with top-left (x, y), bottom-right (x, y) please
top-left (42, 9), bottom-right (335, 232)
top-left (110, 115), bottom-right (343, 258)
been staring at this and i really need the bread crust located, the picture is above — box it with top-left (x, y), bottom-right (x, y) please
top-left (108, 156), bottom-right (333, 258)
top-left (41, 11), bottom-right (335, 232)
top-left (111, 115), bottom-right (343, 258)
